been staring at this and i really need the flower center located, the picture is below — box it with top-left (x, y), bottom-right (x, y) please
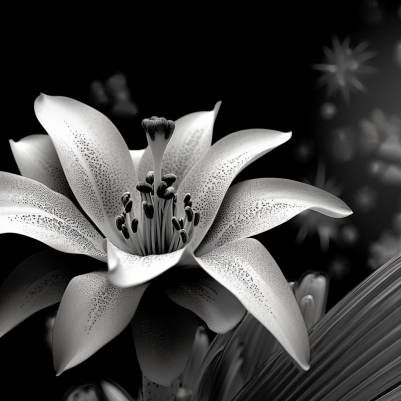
top-left (114, 116), bottom-right (200, 256)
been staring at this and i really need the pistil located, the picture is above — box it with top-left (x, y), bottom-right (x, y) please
top-left (114, 115), bottom-right (201, 256)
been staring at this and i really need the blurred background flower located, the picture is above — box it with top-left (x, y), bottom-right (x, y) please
top-left (312, 35), bottom-right (377, 103)
top-left (88, 72), bottom-right (139, 120)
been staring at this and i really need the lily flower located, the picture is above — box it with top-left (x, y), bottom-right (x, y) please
top-left (0, 95), bottom-right (351, 394)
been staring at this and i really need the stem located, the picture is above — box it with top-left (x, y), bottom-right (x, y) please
top-left (141, 374), bottom-right (182, 401)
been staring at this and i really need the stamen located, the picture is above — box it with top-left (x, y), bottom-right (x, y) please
top-left (145, 171), bottom-right (154, 185)
top-left (179, 218), bottom-right (184, 229)
top-left (156, 182), bottom-right (168, 199)
top-left (121, 192), bottom-right (130, 207)
top-left (162, 173), bottom-right (177, 186)
top-left (115, 216), bottom-right (123, 231)
top-left (194, 211), bottom-right (200, 227)
top-left (143, 202), bottom-right (154, 219)
top-left (164, 186), bottom-right (175, 200)
top-left (136, 182), bottom-right (153, 194)
top-left (183, 193), bottom-right (191, 206)
top-left (185, 206), bottom-right (194, 223)
top-left (179, 229), bottom-right (188, 244)
top-left (142, 201), bottom-right (153, 254)
top-left (172, 216), bottom-right (181, 231)
top-left (124, 199), bottom-right (133, 213)
top-left (121, 224), bottom-right (130, 239)
top-left (131, 218), bottom-right (138, 233)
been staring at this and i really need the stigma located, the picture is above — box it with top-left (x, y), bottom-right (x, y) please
top-left (114, 115), bottom-right (200, 256)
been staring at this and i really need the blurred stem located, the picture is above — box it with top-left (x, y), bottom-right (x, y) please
top-left (142, 374), bottom-right (182, 401)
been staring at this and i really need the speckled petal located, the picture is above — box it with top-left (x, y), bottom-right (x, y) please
top-left (197, 178), bottom-right (353, 255)
top-left (9, 134), bottom-right (74, 200)
top-left (165, 268), bottom-right (246, 333)
top-left (130, 149), bottom-right (145, 181)
top-left (132, 284), bottom-right (198, 386)
top-left (195, 238), bottom-right (310, 371)
top-left (177, 129), bottom-right (292, 251)
top-left (34, 94), bottom-right (139, 253)
top-left (107, 240), bottom-right (197, 287)
top-left (53, 270), bottom-right (149, 375)
top-left (0, 250), bottom-right (100, 337)
top-left (0, 172), bottom-right (106, 261)
top-left (137, 102), bottom-right (221, 188)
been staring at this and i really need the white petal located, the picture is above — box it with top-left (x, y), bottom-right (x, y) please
top-left (195, 238), bottom-right (310, 371)
top-left (0, 250), bottom-right (100, 337)
top-left (132, 284), bottom-right (198, 386)
top-left (0, 172), bottom-right (106, 260)
top-left (53, 270), bottom-right (148, 375)
top-left (130, 149), bottom-right (146, 181)
top-left (34, 94), bottom-right (139, 252)
top-left (165, 268), bottom-right (246, 333)
top-left (197, 178), bottom-right (353, 255)
top-left (137, 102), bottom-right (221, 189)
top-left (9, 134), bottom-right (74, 200)
top-left (177, 129), bottom-right (292, 251)
top-left (107, 240), bottom-right (197, 287)
top-left (100, 379), bottom-right (136, 401)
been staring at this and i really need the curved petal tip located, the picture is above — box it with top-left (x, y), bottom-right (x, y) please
top-left (214, 101), bottom-right (222, 117)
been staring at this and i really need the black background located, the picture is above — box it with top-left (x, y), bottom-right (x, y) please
top-left (1, 2), bottom-right (400, 400)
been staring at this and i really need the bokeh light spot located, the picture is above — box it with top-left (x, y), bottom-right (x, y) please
top-left (321, 102), bottom-right (337, 120)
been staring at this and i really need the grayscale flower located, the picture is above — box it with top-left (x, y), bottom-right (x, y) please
top-left (0, 95), bottom-right (351, 395)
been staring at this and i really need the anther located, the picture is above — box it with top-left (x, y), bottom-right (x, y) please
top-left (136, 182), bottom-right (153, 194)
top-left (131, 218), bottom-right (138, 233)
top-left (185, 206), bottom-right (193, 222)
top-left (194, 211), bottom-right (200, 227)
top-left (125, 199), bottom-right (133, 213)
top-left (115, 216), bottom-right (124, 231)
top-left (121, 192), bottom-right (130, 207)
top-left (164, 186), bottom-right (175, 200)
top-left (143, 202), bottom-right (154, 219)
top-left (179, 229), bottom-right (188, 244)
top-left (179, 218), bottom-right (184, 229)
top-left (172, 216), bottom-right (181, 231)
top-left (156, 182), bottom-right (168, 198)
top-left (162, 173), bottom-right (177, 186)
top-left (142, 117), bottom-right (175, 141)
top-left (188, 200), bottom-right (193, 208)
top-left (121, 224), bottom-right (130, 239)
top-left (146, 171), bottom-right (154, 185)
top-left (183, 193), bottom-right (191, 206)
